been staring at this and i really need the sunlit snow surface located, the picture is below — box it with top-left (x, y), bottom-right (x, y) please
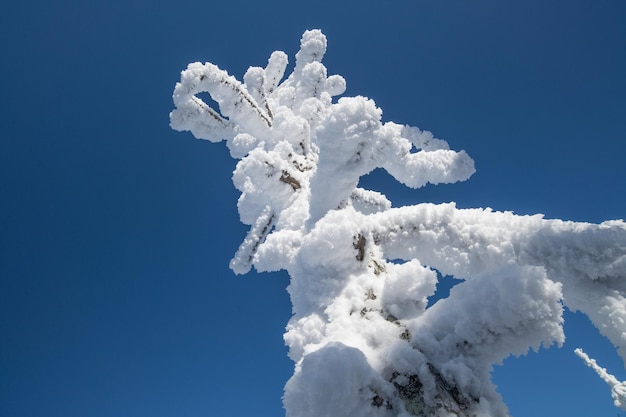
top-left (171, 30), bottom-right (626, 416)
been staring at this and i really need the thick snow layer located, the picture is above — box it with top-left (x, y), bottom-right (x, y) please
top-left (171, 29), bottom-right (626, 417)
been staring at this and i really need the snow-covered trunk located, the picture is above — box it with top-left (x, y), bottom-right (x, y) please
top-left (281, 205), bottom-right (626, 417)
top-left (170, 29), bottom-right (626, 416)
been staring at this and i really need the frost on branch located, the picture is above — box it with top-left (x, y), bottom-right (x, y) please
top-left (575, 348), bottom-right (626, 410)
top-left (171, 30), bottom-right (626, 416)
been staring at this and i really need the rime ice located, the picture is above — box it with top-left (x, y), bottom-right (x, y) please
top-left (575, 348), bottom-right (626, 410)
top-left (171, 30), bottom-right (626, 416)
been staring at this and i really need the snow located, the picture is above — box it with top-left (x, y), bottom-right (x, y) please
top-left (575, 348), bottom-right (626, 410)
top-left (284, 342), bottom-right (396, 417)
top-left (171, 29), bottom-right (626, 416)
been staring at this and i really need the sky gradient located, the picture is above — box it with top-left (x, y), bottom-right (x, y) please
top-left (1, 1), bottom-right (625, 416)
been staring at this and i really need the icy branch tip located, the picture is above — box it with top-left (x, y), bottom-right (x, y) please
top-left (575, 348), bottom-right (626, 410)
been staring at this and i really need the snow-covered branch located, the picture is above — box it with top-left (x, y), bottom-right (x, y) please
top-left (171, 29), bottom-right (626, 417)
top-left (575, 348), bottom-right (626, 410)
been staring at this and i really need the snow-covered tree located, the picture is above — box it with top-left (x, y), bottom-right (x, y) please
top-left (170, 30), bottom-right (626, 416)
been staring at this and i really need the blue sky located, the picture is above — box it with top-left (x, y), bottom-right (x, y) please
top-left (1, 1), bottom-right (625, 416)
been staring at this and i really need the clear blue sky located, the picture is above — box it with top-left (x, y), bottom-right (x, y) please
top-left (1, 1), bottom-right (625, 416)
